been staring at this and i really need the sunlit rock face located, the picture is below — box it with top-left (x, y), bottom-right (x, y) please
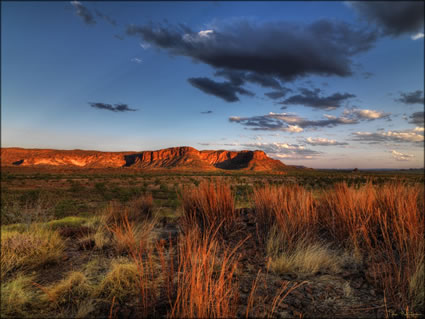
top-left (1, 147), bottom-right (286, 171)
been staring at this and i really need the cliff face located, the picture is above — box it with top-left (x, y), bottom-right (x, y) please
top-left (1, 146), bottom-right (286, 171)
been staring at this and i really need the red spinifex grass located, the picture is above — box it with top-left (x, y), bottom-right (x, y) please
top-left (180, 180), bottom-right (238, 234)
top-left (320, 182), bottom-right (377, 250)
top-left (253, 184), bottom-right (318, 248)
top-left (107, 213), bottom-right (159, 316)
top-left (169, 224), bottom-right (243, 318)
top-left (322, 182), bottom-right (424, 313)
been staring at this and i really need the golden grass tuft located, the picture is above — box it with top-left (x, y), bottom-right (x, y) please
top-left (180, 180), bottom-right (237, 234)
top-left (95, 258), bottom-right (141, 302)
top-left (267, 226), bottom-right (346, 275)
top-left (41, 271), bottom-right (93, 312)
top-left (1, 225), bottom-right (65, 278)
top-left (1, 274), bottom-right (40, 317)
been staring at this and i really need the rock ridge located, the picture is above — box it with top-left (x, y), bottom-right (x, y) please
top-left (1, 147), bottom-right (286, 171)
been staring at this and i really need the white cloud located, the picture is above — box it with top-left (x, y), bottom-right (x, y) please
top-left (139, 42), bottom-right (151, 49)
top-left (285, 125), bottom-right (304, 133)
top-left (411, 32), bottom-right (424, 40)
top-left (391, 150), bottom-right (414, 161)
top-left (241, 142), bottom-right (320, 160)
top-left (414, 127), bottom-right (425, 132)
top-left (131, 57), bottom-right (143, 64)
top-left (343, 108), bottom-right (391, 120)
top-left (305, 137), bottom-right (347, 146)
top-left (198, 30), bottom-right (214, 37)
top-left (353, 128), bottom-right (424, 144)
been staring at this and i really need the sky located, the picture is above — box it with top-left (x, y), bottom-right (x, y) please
top-left (1, 1), bottom-right (424, 169)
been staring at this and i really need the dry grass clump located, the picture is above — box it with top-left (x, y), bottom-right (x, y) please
top-left (106, 208), bottom-right (163, 316)
top-left (1, 225), bottom-right (65, 278)
top-left (169, 225), bottom-right (241, 318)
top-left (180, 180), bottom-right (238, 234)
top-left (104, 194), bottom-right (153, 227)
top-left (107, 212), bottom-right (157, 254)
top-left (95, 258), bottom-right (141, 302)
top-left (322, 182), bottom-right (424, 313)
top-left (1, 274), bottom-right (41, 317)
top-left (36, 271), bottom-right (98, 318)
top-left (320, 182), bottom-right (377, 250)
top-left (253, 184), bottom-right (318, 248)
top-left (267, 226), bottom-right (346, 275)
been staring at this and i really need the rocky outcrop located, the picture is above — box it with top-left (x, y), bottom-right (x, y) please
top-left (1, 146), bottom-right (286, 171)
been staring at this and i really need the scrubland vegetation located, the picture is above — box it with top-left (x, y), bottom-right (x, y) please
top-left (1, 168), bottom-right (424, 318)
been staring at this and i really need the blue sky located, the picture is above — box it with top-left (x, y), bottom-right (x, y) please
top-left (2, 1), bottom-right (424, 168)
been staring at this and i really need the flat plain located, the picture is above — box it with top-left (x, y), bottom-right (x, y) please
top-left (1, 166), bottom-right (424, 318)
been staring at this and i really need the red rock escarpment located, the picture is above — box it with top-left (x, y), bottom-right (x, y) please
top-left (1, 146), bottom-right (286, 171)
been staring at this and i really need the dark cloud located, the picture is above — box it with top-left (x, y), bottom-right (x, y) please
top-left (409, 111), bottom-right (424, 126)
top-left (396, 90), bottom-right (424, 105)
top-left (188, 77), bottom-right (254, 102)
top-left (264, 88), bottom-right (292, 100)
top-left (95, 10), bottom-right (117, 26)
top-left (214, 69), bottom-right (283, 90)
top-left (89, 102), bottom-right (137, 112)
top-left (70, 1), bottom-right (96, 25)
top-left (281, 88), bottom-right (355, 110)
top-left (349, 1), bottom-right (424, 37)
top-left (229, 112), bottom-right (360, 132)
top-left (201, 110), bottom-right (213, 114)
top-left (114, 34), bottom-right (125, 40)
top-left (214, 69), bottom-right (246, 86)
top-left (126, 19), bottom-right (378, 82)
top-left (351, 128), bottom-right (424, 145)
top-left (244, 73), bottom-right (282, 90)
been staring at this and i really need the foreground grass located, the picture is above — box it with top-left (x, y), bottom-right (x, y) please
top-left (0, 179), bottom-right (423, 318)
top-left (1, 225), bottom-right (65, 279)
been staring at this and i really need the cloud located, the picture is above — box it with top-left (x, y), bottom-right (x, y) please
top-left (126, 19), bottom-right (378, 82)
top-left (89, 102), bottom-right (137, 112)
top-left (140, 42), bottom-right (151, 49)
top-left (214, 69), bottom-right (283, 90)
top-left (95, 10), bottom-right (117, 26)
top-left (352, 128), bottom-right (424, 145)
top-left (70, 1), bottom-right (96, 25)
top-left (391, 150), bottom-right (414, 161)
top-left (408, 111), bottom-right (424, 126)
top-left (201, 110), bottom-right (213, 114)
top-left (114, 34), bottom-right (125, 40)
top-left (343, 108), bottom-right (391, 120)
top-left (131, 57), bottom-right (143, 64)
top-left (412, 32), bottom-right (424, 40)
top-left (396, 90), bottom-right (424, 105)
top-left (188, 77), bottom-right (254, 102)
top-left (349, 1), bottom-right (424, 37)
top-left (281, 88), bottom-right (355, 110)
top-left (304, 137), bottom-right (348, 146)
top-left (264, 88), bottom-right (292, 100)
top-left (241, 142), bottom-right (321, 160)
top-left (229, 112), bottom-right (360, 132)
